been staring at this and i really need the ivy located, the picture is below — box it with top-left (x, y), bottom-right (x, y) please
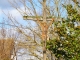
top-left (47, 5), bottom-right (80, 60)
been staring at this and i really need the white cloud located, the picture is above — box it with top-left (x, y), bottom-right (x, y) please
top-left (0, 9), bottom-right (2, 16)
top-left (1, 8), bottom-right (23, 21)
top-left (9, 9), bottom-right (22, 19)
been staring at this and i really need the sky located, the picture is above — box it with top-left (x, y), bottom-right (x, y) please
top-left (0, 0), bottom-right (80, 24)
top-left (0, 0), bottom-right (37, 28)
top-left (0, 0), bottom-right (75, 28)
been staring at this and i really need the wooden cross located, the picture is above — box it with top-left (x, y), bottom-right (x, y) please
top-left (23, 0), bottom-right (54, 60)
top-left (23, 15), bottom-right (54, 60)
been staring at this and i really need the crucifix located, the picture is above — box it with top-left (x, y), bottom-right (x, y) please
top-left (23, 0), bottom-right (54, 60)
top-left (23, 16), bottom-right (54, 60)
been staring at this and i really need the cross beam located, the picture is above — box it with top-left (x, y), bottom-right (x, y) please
top-left (23, 16), bottom-right (61, 21)
top-left (23, 16), bottom-right (53, 21)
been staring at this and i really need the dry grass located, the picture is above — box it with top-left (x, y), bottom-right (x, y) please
top-left (0, 38), bottom-right (14, 60)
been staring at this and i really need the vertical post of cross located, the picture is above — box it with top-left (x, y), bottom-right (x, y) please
top-left (42, 0), bottom-right (47, 60)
